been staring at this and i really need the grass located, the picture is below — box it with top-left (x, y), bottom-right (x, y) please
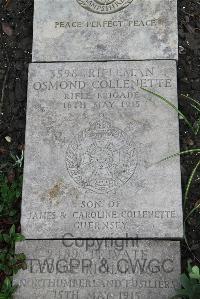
top-left (142, 88), bottom-right (200, 299)
top-left (0, 225), bottom-right (26, 299)
top-left (0, 149), bottom-right (26, 298)
top-left (0, 173), bottom-right (22, 224)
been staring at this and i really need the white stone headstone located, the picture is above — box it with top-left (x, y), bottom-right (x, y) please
top-left (32, 0), bottom-right (178, 61)
top-left (21, 60), bottom-right (183, 239)
top-left (14, 240), bottom-right (181, 299)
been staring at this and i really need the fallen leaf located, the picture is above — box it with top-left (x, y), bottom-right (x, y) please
top-left (5, 136), bottom-right (11, 143)
top-left (2, 23), bottom-right (13, 37)
top-left (18, 144), bottom-right (25, 151)
top-left (0, 147), bottom-right (8, 155)
top-left (5, 0), bottom-right (12, 8)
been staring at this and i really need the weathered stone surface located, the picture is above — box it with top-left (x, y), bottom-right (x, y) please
top-left (32, 0), bottom-right (178, 61)
top-left (21, 60), bottom-right (183, 239)
top-left (14, 240), bottom-right (181, 299)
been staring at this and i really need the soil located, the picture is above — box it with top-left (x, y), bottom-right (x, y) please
top-left (177, 0), bottom-right (200, 269)
top-left (0, 0), bottom-right (200, 274)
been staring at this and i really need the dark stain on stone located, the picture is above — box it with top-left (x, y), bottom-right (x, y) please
top-left (48, 181), bottom-right (63, 200)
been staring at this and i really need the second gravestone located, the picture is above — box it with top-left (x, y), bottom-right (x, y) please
top-left (14, 240), bottom-right (181, 299)
top-left (32, 0), bottom-right (178, 61)
top-left (21, 60), bottom-right (183, 239)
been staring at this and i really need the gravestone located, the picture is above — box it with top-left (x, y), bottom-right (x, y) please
top-left (15, 1), bottom-right (182, 298)
top-left (14, 240), bottom-right (181, 299)
top-left (21, 60), bottom-right (183, 239)
top-left (32, 0), bottom-right (178, 61)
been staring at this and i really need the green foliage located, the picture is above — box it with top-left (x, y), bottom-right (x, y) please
top-left (172, 262), bottom-right (200, 299)
top-left (0, 150), bottom-right (25, 298)
top-left (0, 225), bottom-right (26, 299)
top-left (0, 225), bottom-right (26, 275)
top-left (156, 149), bottom-right (200, 209)
top-left (142, 89), bottom-right (200, 299)
top-left (10, 151), bottom-right (24, 170)
top-left (141, 88), bottom-right (200, 220)
top-left (0, 150), bottom-right (24, 174)
top-left (141, 89), bottom-right (200, 136)
top-left (0, 173), bottom-right (22, 222)
top-left (181, 94), bottom-right (200, 136)
top-left (0, 278), bottom-right (17, 299)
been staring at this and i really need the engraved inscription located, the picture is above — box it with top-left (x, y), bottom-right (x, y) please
top-left (21, 61), bottom-right (182, 239)
top-left (14, 240), bottom-right (180, 299)
top-left (77, 0), bottom-right (134, 14)
top-left (66, 117), bottom-right (137, 193)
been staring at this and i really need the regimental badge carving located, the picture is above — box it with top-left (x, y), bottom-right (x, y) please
top-left (66, 118), bottom-right (137, 194)
top-left (76, 0), bottom-right (133, 14)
